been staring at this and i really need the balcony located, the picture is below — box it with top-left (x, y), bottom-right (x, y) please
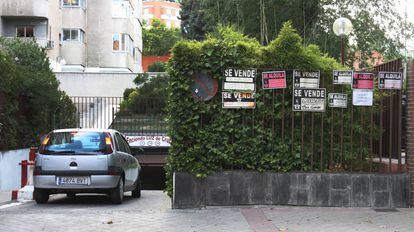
top-left (0, 0), bottom-right (49, 18)
top-left (3, 37), bottom-right (55, 50)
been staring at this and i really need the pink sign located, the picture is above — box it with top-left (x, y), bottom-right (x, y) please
top-left (262, 71), bottom-right (286, 89)
top-left (352, 73), bottom-right (374, 90)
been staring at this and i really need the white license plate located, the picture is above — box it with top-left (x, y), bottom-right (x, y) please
top-left (58, 177), bottom-right (90, 185)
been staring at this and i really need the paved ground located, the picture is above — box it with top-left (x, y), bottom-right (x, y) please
top-left (0, 191), bottom-right (413, 232)
top-left (0, 191), bottom-right (11, 204)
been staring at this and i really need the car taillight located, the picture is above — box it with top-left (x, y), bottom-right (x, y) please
top-left (107, 166), bottom-right (121, 176)
top-left (33, 166), bottom-right (42, 176)
top-left (103, 133), bottom-right (113, 154)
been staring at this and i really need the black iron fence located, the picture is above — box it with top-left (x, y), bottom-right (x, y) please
top-left (69, 97), bottom-right (167, 136)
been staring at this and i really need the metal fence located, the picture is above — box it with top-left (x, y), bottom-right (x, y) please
top-left (69, 97), bottom-right (167, 136)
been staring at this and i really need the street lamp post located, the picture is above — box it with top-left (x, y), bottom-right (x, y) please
top-left (333, 17), bottom-right (353, 65)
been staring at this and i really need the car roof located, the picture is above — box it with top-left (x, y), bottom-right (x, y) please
top-left (52, 128), bottom-right (118, 134)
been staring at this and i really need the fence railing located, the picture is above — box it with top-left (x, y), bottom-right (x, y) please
top-left (69, 97), bottom-right (167, 136)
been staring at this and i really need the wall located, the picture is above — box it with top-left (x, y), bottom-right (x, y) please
top-left (173, 171), bottom-right (410, 209)
top-left (56, 72), bottom-right (136, 97)
top-left (142, 55), bottom-right (170, 71)
top-left (0, 149), bottom-right (29, 191)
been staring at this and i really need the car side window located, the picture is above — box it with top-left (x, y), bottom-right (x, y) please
top-left (121, 135), bottom-right (131, 154)
top-left (115, 133), bottom-right (127, 153)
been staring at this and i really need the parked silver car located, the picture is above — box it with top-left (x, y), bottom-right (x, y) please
top-left (34, 129), bottom-right (141, 204)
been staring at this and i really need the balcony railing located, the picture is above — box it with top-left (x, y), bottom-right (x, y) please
top-left (4, 37), bottom-right (54, 49)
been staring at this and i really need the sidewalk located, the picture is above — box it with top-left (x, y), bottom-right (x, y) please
top-left (0, 191), bottom-right (11, 204)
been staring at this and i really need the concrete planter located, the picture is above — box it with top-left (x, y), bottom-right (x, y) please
top-left (173, 171), bottom-right (410, 209)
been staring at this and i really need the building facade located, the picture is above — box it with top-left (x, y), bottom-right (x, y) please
top-left (142, 0), bottom-right (180, 28)
top-left (0, 0), bottom-right (143, 73)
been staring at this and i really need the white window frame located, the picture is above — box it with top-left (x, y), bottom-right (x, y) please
top-left (113, 33), bottom-right (133, 54)
top-left (62, 0), bottom-right (86, 9)
top-left (112, 0), bottom-right (133, 18)
top-left (62, 29), bottom-right (85, 43)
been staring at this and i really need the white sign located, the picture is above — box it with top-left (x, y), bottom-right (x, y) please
top-left (125, 135), bottom-right (171, 147)
top-left (223, 82), bottom-right (255, 91)
top-left (333, 70), bottom-right (353, 85)
top-left (293, 70), bottom-right (320, 89)
top-left (328, 93), bottom-right (347, 108)
top-left (378, 72), bottom-right (402, 90)
top-left (293, 88), bottom-right (326, 112)
top-left (352, 90), bottom-right (373, 106)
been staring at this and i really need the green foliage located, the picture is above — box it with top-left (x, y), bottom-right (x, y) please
top-left (143, 19), bottom-right (181, 56)
top-left (165, 23), bottom-right (385, 195)
top-left (120, 73), bottom-right (169, 114)
top-left (148, 61), bottom-right (166, 72)
top-left (0, 38), bottom-right (76, 150)
top-left (180, 0), bottom-right (413, 66)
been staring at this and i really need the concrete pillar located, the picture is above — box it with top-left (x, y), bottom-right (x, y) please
top-left (406, 59), bottom-right (414, 206)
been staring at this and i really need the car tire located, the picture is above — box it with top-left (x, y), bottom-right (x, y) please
top-left (34, 188), bottom-right (49, 204)
top-left (132, 175), bottom-right (141, 198)
top-left (67, 193), bottom-right (76, 198)
top-left (110, 178), bottom-right (124, 204)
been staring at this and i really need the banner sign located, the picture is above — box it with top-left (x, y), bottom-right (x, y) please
top-left (293, 88), bottom-right (326, 112)
top-left (262, 71), bottom-right (286, 89)
top-left (333, 70), bottom-right (353, 85)
top-left (352, 72), bottom-right (374, 90)
top-left (223, 68), bottom-right (256, 91)
top-left (293, 70), bottom-right (320, 89)
top-left (126, 135), bottom-right (171, 147)
top-left (352, 90), bottom-right (373, 106)
top-left (378, 72), bottom-right (402, 90)
top-left (328, 93), bottom-right (347, 108)
top-left (222, 92), bottom-right (255, 109)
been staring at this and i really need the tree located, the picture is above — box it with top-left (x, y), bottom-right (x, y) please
top-left (0, 38), bottom-right (76, 150)
top-left (180, 0), bottom-right (414, 67)
top-left (143, 19), bottom-right (181, 56)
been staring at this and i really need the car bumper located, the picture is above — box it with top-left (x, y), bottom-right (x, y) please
top-left (34, 175), bottom-right (120, 189)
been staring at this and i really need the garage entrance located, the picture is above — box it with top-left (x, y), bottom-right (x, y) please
top-left (68, 97), bottom-right (168, 190)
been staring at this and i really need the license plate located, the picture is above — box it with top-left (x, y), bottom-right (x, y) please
top-left (58, 177), bottom-right (90, 185)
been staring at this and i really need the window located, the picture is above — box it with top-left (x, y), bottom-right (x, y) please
top-left (16, 26), bottom-right (34, 38)
top-left (113, 33), bottom-right (133, 53)
top-left (134, 47), bottom-right (141, 63)
top-left (113, 0), bottom-right (133, 18)
top-left (115, 133), bottom-right (128, 153)
top-left (62, 29), bottom-right (85, 43)
top-left (62, 0), bottom-right (86, 8)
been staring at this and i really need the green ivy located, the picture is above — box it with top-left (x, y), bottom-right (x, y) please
top-left (165, 22), bottom-right (385, 195)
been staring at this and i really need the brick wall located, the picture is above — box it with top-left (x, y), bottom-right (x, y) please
top-left (406, 60), bottom-right (414, 205)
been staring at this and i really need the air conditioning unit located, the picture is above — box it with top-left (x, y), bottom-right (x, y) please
top-left (46, 40), bottom-right (55, 49)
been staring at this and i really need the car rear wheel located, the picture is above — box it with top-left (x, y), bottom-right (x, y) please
top-left (110, 178), bottom-right (124, 204)
top-left (132, 175), bottom-right (141, 198)
top-left (34, 188), bottom-right (49, 204)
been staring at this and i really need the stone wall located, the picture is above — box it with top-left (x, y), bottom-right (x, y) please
top-left (173, 171), bottom-right (410, 209)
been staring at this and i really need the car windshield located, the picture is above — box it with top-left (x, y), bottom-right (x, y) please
top-left (39, 131), bottom-right (108, 155)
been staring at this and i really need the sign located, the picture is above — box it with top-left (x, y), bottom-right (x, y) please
top-left (223, 68), bottom-right (256, 91)
top-left (333, 70), bottom-right (353, 85)
top-left (378, 72), bottom-right (402, 90)
top-left (222, 92), bottom-right (255, 109)
top-left (262, 71), bottom-right (286, 89)
top-left (328, 93), bottom-right (347, 108)
top-left (191, 71), bottom-right (218, 101)
top-left (293, 70), bottom-right (320, 89)
top-left (352, 72), bottom-right (374, 90)
top-left (352, 90), bottom-right (373, 106)
top-left (125, 135), bottom-right (171, 147)
top-left (293, 88), bottom-right (326, 112)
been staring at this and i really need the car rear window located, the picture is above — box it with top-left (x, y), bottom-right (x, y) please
top-left (39, 131), bottom-right (108, 155)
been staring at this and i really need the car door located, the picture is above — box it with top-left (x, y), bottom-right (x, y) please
top-left (114, 133), bottom-right (133, 187)
top-left (120, 135), bottom-right (139, 185)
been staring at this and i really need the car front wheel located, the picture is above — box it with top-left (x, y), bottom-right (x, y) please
top-left (110, 178), bottom-right (124, 204)
top-left (34, 188), bottom-right (49, 204)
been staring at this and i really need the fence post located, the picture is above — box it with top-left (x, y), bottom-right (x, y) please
top-left (406, 59), bottom-right (414, 206)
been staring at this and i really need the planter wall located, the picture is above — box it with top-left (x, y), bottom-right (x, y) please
top-left (173, 171), bottom-right (410, 209)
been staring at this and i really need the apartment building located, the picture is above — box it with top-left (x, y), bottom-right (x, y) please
top-left (143, 0), bottom-right (180, 28)
top-left (0, 0), bottom-right (143, 73)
